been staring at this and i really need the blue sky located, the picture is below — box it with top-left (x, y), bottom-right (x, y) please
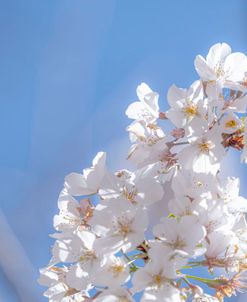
top-left (0, 1), bottom-right (247, 301)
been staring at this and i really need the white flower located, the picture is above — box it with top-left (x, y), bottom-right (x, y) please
top-left (40, 43), bottom-right (247, 302)
top-left (65, 152), bottom-right (106, 196)
top-left (92, 255), bottom-right (130, 288)
top-left (153, 215), bottom-right (206, 257)
top-left (44, 284), bottom-right (84, 302)
top-left (197, 199), bottom-right (234, 234)
top-left (195, 43), bottom-right (247, 98)
top-left (225, 94), bottom-right (247, 113)
top-left (50, 231), bottom-right (99, 270)
top-left (225, 79), bottom-right (247, 93)
top-left (126, 83), bottom-right (160, 124)
top-left (127, 121), bottom-right (168, 167)
top-left (132, 244), bottom-right (183, 301)
top-left (66, 263), bottom-right (92, 291)
top-left (166, 81), bottom-right (207, 135)
top-left (233, 216), bottom-right (247, 255)
top-left (99, 166), bottom-right (163, 205)
top-left (39, 266), bottom-right (87, 302)
top-left (39, 266), bottom-right (67, 288)
top-left (205, 230), bottom-right (239, 259)
top-left (218, 177), bottom-right (247, 214)
top-left (149, 160), bottom-right (177, 184)
top-left (168, 195), bottom-right (205, 217)
top-left (91, 198), bottom-right (148, 253)
top-left (220, 112), bottom-right (242, 134)
top-left (218, 177), bottom-right (240, 202)
top-left (177, 129), bottom-right (225, 174)
top-left (227, 196), bottom-right (247, 215)
top-left (171, 169), bottom-right (218, 199)
top-left (54, 189), bottom-right (93, 232)
top-left (146, 179), bottom-right (174, 235)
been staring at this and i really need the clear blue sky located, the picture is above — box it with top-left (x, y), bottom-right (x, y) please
top-left (0, 1), bottom-right (247, 301)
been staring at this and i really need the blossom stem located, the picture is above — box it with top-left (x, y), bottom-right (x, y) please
top-left (188, 261), bottom-right (204, 267)
top-left (121, 250), bottom-right (138, 272)
top-left (182, 277), bottom-right (192, 287)
top-left (172, 141), bottom-right (189, 146)
top-left (185, 274), bottom-right (224, 286)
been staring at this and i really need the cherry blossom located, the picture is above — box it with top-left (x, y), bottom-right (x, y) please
top-left (65, 152), bottom-right (106, 196)
top-left (53, 189), bottom-right (93, 232)
top-left (126, 83), bottom-right (160, 124)
top-left (166, 80), bottom-right (207, 135)
top-left (195, 43), bottom-right (247, 99)
top-left (153, 215), bottom-right (206, 257)
top-left (177, 129), bottom-right (225, 174)
top-left (131, 244), bottom-right (183, 301)
top-left (91, 198), bottom-right (149, 254)
top-left (40, 43), bottom-right (247, 302)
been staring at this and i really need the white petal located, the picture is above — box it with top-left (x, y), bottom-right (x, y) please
top-left (65, 172), bottom-right (94, 195)
top-left (194, 55), bottom-right (215, 80)
top-left (125, 101), bottom-right (147, 120)
top-left (66, 264), bottom-right (90, 291)
top-left (136, 82), bottom-right (153, 101)
top-left (206, 43), bottom-right (231, 68)
top-left (167, 84), bottom-right (187, 108)
top-left (224, 52), bottom-right (247, 81)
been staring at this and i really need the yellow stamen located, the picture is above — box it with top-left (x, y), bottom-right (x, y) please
top-left (110, 264), bottom-right (125, 275)
top-left (214, 62), bottom-right (225, 78)
top-left (225, 120), bottom-right (237, 128)
top-left (119, 223), bottom-right (131, 235)
top-left (215, 68), bottom-right (225, 78)
top-left (199, 142), bottom-right (211, 153)
top-left (79, 251), bottom-right (96, 262)
top-left (64, 288), bottom-right (79, 297)
top-left (153, 274), bottom-right (163, 287)
top-left (122, 186), bottom-right (138, 203)
top-left (196, 181), bottom-right (203, 187)
top-left (183, 104), bottom-right (198, 117)
top-left (171, 237), bottom-right (186, 249)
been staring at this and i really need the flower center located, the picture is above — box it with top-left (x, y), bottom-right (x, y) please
top-left (183, 104), bottom-right (198, 117)
top-left (118, 222), bottom-right (131, 235)
top-left (198, 140), bottom-right (214, 154)
top-left (113, 215), bottom-right (133, 237)
top-left (122, 185), bottom-right (138, 203)
top-left (225, 120), bottom-right (237, 128)
top-left (153, 274), bottom-right (163, 287)
top-left (215, 68), bottom-right (225, 78)
top-left (79, 250), bottom-right (96, 262)
top-left (168, 236), bottom-right (186, 250)
top-left (214, 62), bottom-right (225, 78)
top-left (195, 180), bottom-right (203, 187)
top-left (109, 264), bottom-right (125, 275)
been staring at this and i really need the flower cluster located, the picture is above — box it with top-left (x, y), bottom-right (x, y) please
top-left (39, 43), bottom-right (247, 302)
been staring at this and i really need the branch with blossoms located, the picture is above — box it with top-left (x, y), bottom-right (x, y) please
top-left (39, 43), bottom-right (247, 302)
